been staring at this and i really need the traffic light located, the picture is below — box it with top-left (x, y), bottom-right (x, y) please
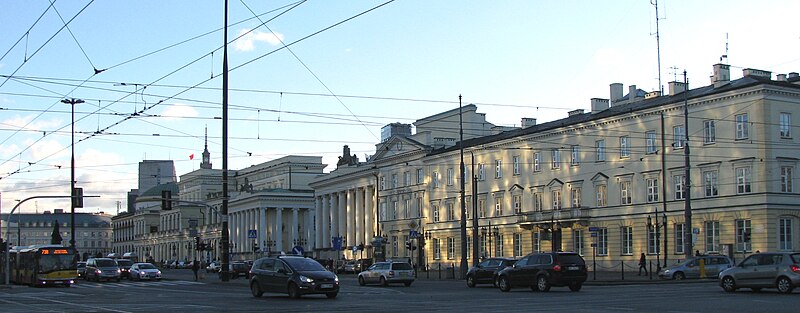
top-left (405, 241), bottom-right (416, 251)
top-left (253, 243), bottom-right (259, 252)
top-left (357, 243), bottom-right (364, 251)
top-left (162, 190), bottom-right (172, 210)
top-left (195, 236), bottom-right (201, 249)
top-left (743, 231), bottom-right (751, 242)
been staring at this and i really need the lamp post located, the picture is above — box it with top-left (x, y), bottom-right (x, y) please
top-left (61, 97), bottom-right (84, 249)
top-left (647, 212), bottom-right (667, 272)
top-left (423, 230), bottom-right (432, 270)
top-left (458, 95), bottom-right (468, 279)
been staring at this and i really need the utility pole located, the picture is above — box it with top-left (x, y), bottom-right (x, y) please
top-left (660, 112), bottom-right (668, 267)
top-left (220, 0), bottom-right (231, 282)
top-left (459, 95), bottom-right (468, 279)
top-left (683, 70), bottom-right (693, 259)
top-left (471, 152), bottom-right (478, 266)
top-left (61, 97), bottom-right (84, 249)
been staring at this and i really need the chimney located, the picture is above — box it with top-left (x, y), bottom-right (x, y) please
top-left (789, 72), bottom-right (800, 84)
top-left (610, 83), bottom-right (623, 105)
top-left (742, 68), bottom-right (772, 79)
top-left (591, 98), bottom-right (609, 113)
top-left (628, 85), bottom-right (638, 102)
top-left (711, 63), bottom-right (731, 87)
top-left (54, 209), bottom-right (64, 214)
top-left (645, 91), bottom-right (661, 99)
top-left (669, 81), bottom-right (687, 96)
top-left (521, 118), bottom-right (537, 128)
top-left (777, 74), bottom-right (787, 82)
top-left (568, 109), bottom-right (585, 117)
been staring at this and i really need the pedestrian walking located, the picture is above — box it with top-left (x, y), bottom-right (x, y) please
top-left (192, 260), bottom-right (200, 281)
top-left (638, 253), bottom-right (648, 276)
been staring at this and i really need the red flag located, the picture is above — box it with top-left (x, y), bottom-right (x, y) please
top-left (189, 153), bottom-right (195, 160)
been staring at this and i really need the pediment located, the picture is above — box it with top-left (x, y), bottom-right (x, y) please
top-left (546, 178), bottom-right (564, 187)
top-left (370, 136), bottom-right (428, 162)
top-left (591, 172), bottom-right (609, 181)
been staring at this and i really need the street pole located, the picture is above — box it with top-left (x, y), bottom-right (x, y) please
top-left (471, 152), bottom-right (479, 266)
top-left (660, 112), bottom-right (668, 267)
top-left (220, 0), bottom-right (231, 282)
top-left (61, 97), bottom-right (84, 249)
top-left (683, 70), bottom-right (693, 259)
top-left (458, 95), bottom-right (468, 279)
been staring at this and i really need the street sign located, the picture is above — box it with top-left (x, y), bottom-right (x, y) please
top-left (590, 232), bottom-right (598, 237)
top-left (332, 236), bottom-right (343, 251)
top-left (352, 246), bottom-right (358, 253)
top-left (292, 245), bottom-right (304, 255)
top-left (588, 227), bottom-right (599, 232)
top-left (248, 229), bottom-right (257, 239)
top-left (410, 230), bottom-right (419, 238)
top-left (692, 227), bottom-right (700, 234)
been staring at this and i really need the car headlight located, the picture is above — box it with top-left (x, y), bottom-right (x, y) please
top-left (663, 269), bottom-right (670, 274)
top-left (334, 275), bottom-right (339, 282)
top-left (117, 269), bottom-right (121, 273)
top-left (299, 275), bottom-right (314, 283)
top-left (156, 271), bottom-right (162, 275)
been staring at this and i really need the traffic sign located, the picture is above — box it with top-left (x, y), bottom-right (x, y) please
top-left (332, 236), bottom-right (343, 251)
top-left (248, 229), bottom-right (257, 239)
top-left (410, 230), bottom-right (419, 238)
top-left (588, 227), bottom-right (599, 232)
top-left (292, 245), bottom-right (305, 255)
top-left (692, 227), bottom-right (700, 234)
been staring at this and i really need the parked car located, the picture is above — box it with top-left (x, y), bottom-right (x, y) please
top-left (249, 255), bottom-right (339, 299)
top-left (466, 257), bottom-right (517, 287)
top-left (129, 263), bottom-right (163, 281)
top-left (719, 252), bottom-right (800, 294)
top-left (496, 252), bottom-right (587, 292)
top-left (206, 261), bottom-right (221, 273)
top-left (358, 261), bottom-right (415, 287)
top-left (76, 261), bottom-right (87, 279)
top-left (116, 259), bottom-right (134, 279)
top-left (658, 255), bottom-right (733, 280)
top-left (338, 260), bottom-right (360, 274)
top-left (230, 261), bottom-right (250, 278)
top-left (85, 258), bottom-right (121, 282)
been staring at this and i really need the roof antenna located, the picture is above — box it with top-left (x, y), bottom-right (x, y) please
top-left (651, 0), bottom-right (665, 94)
top-left (720, 33), bottom-right (729, 64)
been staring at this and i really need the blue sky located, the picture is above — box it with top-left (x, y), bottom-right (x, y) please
top-left (1, 0), bottom-right (799, 214)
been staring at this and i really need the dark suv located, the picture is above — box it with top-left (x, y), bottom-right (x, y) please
top-left (116, 259), bottom-right (134, 279)
top-left (466, 257), bottom-right (517, 287)
top-left (496, 252), bottom-right (587, 292)
top-left (249, 256), bottom-right (339, 299)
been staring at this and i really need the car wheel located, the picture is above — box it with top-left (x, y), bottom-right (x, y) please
top-left (466, 275), bottom-right (476, 288)
top-left (569, 283), bottom-right (582, 292)
top-left (380, 276), bottom-right (388, 287)
top-left (536, 275), bottom-right (551, 292)
top-left (250, 282), bottom-right (263, 298)
top-left (777, 277), bottom-right (794, 294)
top-left (326, 292), bottom-right (338, 299)
top-left (288, 283), bottom-right (301, 299)
top-left (674, 272), bottom-right (685, 280)
top-left (404, 282), bottom-right (412, 287)
top-left (358, 276), bottom-right (366, 286)
top-left (498, 276), bottom-right (511, 292)
top-left (721, 276), bottom-right (736, 292)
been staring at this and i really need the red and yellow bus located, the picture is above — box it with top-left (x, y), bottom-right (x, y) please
top-left (9, 244), bottom-right (78, 287)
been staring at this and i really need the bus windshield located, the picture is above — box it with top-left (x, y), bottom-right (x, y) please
top-left (39, 254), bottom-right (78, 273)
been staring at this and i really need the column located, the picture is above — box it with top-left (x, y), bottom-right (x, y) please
top-left (356, 187), bottom-right (365, 247)
top-left (275, 208), bottom-right (284, 252)
top-left (292, 208), bottom-right (299, 248)
top-left (347, 189), bottom-right (356, 248)
top-left (315, 196), bottom-right (323, 249)
top-left (323, 194), bottom-right (331, 249)
top-left (330, 193), bottom-right (339, 244)
top-left (259, 207), bottom-right (267, 252)
top-left (338, 191), bottom-right (347, 244)
top-left (365, 185), bottom-right (375, 241)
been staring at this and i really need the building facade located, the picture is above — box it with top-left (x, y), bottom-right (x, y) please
top-left (2, 210), bottom-right (112, 260)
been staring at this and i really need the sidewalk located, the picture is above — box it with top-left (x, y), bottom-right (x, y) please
top-left (412, 269), bottom-right (718, 285)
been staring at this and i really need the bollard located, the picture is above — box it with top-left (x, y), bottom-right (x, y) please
top-left (649, 260), bottom-right (653, 280)
top-left (621, 261), bottom-right (624, 281)
top-left (438, 263), bottom-right (442, 280)
top-left (451, 263), bottom-right (456, 280)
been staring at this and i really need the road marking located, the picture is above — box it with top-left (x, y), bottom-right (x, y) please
top-left (70, 280), bottom-right (204, 289)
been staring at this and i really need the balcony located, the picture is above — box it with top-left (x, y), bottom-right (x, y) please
top-left (517, 207), bottom-right (590, 230)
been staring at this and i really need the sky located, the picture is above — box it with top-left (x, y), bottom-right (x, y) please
top-left (1, 0), bottom-right (799, 215)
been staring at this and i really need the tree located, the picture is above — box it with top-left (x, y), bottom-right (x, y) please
top-left (51, 220), bottom-right (63, 245)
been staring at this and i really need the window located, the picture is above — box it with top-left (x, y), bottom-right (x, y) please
top-left (621, 226), bottom-right (633, 255)
top-left (533, 152), bottom-right (542, 172)
top-left (416, 197), bottom-right (423, 217)
top-left (736, 167), bottom-right (752, 194)
top-left (478, 163), bottom-right (486, 181)
top-left (417, 168), bottom-right (424, 184)
top-left (478, 199), bottom-right (486, 218)
top-left (466, 236), bottom-right (471, 260)
top-left (380, 202), bottom-right (387, 221)
top-left (404, 171), bottom-right (411, 186)
top-left (619, 136), bottom-right (630, 158)
top-left (597, 228), bottom-right (608, 255)
top-left (620, 181), bottom-right (632, 205)
top-left (433, 238), bottom-right (441, 259)
top-left (705, 221), bottom-right (720, 253)
top-left (495, 197), bottom-right (503, 216)
top-left (404, 199), bottom-right (411, 218)
top-left (533, 192), bottom-right (543, 212)
top-left (447, 168), bottom-right (454, 186)
top-left (571, 145), bottom-right (580, 165)
top-left (551, 149), bottom-right (561, 169)
top-left (379, 176), bottom-right (386, 190)
top-left (781, 166), bottom-right (793, 193)
top-left (596, 184), bottom-right (607, 207)
top-left (673, 125), bottom-right (685, 148)
top-left (674, 175), bottom-right (685, 200)
top-left (596, 140), bottom-right (606, 161)
top-left (447, 237), bottom-right (455, 260)
top-left (675, 223), bottom-right (685, 254)
top-left (648, 226), bottom-right (659, 255)
top-left (465, 197), bottom-right (471, 220)
top-left (392, 236), bottom-right (398, 256)
top-left (533, 231), bottom-right (541, 253)
top-left (513, 155), bottom-right (521, 175)
top-left (571, 187), bottom-right (581, 208)
top-left (779, 218), bottom-right (793, 250)
top-left (513, 195), bottom-right (522, 214)
top-left (432, 172), bottom-right (440, 188)
top-left (432, 205), bottom-right (440, 222)
top-left (513, 233), bottom-right (522, 257)
top-left (646, 178), bottom-right (659, 203)
top-left (392, 174), bottom-right (398, 188)
top-left (447, 202), bottom-right (455, 221)
top-left (479, 234), bottom-right (487, 257)
top-left (551, 190), bottom-right (561, 210)
top-left (735, 113), bottom-right (749, 139)
top-left (646, 131), bottom-right (657, 154)
top-left (495, 234), bottom-right (504, 257)
top-left (704, 170), bottom-right (719, 197)
top-left (495, 160), bottom-right (502, 178)
top-left (736, 219), bottom-right (751, 253)
top-left (392, 201), bottom-right (398, 219)
top-left (573, 230), bottom-right (584, 256)
top-left (703, 120), bottom-right (716, 144)
top-left (780, 112), bottom-right (792, 138)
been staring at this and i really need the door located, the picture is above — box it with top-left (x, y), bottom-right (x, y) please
top-left (733, 255), bottom-right (760, 285)
top-left (753, 254), bottom-right (782, 287)
top-left (512, 255), bottom-right (535, 286)
top-left (477, 259), bottom-right (497, 283)
top-left (254, 259), bottom-right (274, 292)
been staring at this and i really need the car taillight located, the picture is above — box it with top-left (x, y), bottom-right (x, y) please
top-left (790, 265), bottom-right (800, 273)
top-left (388, 271), bottom-right (395, 277)
top-left (553, 264), bottom-right (562, 272)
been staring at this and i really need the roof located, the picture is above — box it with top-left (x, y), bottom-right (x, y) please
top-left (0, 212), bottom-right (112, 227)
top-left (139, 182), bottom-right (179, 198)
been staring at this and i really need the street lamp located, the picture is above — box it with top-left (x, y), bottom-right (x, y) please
top-left (647, 212), bottom-right (667, 272)
top-left (423, 230), bottom-right (432, 270)
top-left (61, 97), bottom-right (84, 249)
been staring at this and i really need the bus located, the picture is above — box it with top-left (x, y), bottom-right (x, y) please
top-left (8, 244), bottom-right (79, 287)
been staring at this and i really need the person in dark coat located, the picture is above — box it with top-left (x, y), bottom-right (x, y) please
top-left (638, 253), bottom-right (648, 276)
top-left (192, 260), bottom-right (200, 281)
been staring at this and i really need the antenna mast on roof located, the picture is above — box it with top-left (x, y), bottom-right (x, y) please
top-left (720, 33), bottom-right (729, 64)
top-left (651, 0), bottom-right (664, 94)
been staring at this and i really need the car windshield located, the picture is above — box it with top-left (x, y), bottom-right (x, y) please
top-left (77, 263), bottom-right (86, 268)
top-left (284, 258), bottom-right (327, 271)
top-left (138, 263), bottom-right (157, 269)
top-left (117, 260), bottom-right (133, 267)
top-left (96, 259), bottom-right (117, 267)
top-left (39, 254), bottom-right (78, 272)
top-left (392, 263), bottom-right (413, 270)
top-left (557, 254), bottom-right (585, 265)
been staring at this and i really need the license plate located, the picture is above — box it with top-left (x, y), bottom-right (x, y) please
top-left (568, 266), bottom-right (580, 271)
top-left (321, 284), bottom-right (333, 289)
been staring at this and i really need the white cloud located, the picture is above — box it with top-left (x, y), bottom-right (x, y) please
top-left (29, 139), bottom-right (69, 161)
top-left (233, 29), bottom-right (284, 52)
top-left (160, 103), bottom-right (198, 120)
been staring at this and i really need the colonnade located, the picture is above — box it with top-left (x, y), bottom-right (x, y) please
top-left (315, 185), bottom-right (376, 251)
top-left (228, 206), bottom-right (313, 255)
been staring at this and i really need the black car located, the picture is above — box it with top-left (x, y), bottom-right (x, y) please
top-left (466, 257), bottom-right (517, 287)
top-left (249, 255), bottom-right (339, 299)
top-left (230, 262), bottom-right (250, 279)
top-left (76, 261), bottom-right (87, 278)
top-left (496, 252), bottom-right (587, 292)
top-left (116, 259), bottom-right (134, 279)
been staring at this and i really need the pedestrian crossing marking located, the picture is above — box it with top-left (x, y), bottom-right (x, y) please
top-left (70, 280), bottom-right (204, 289)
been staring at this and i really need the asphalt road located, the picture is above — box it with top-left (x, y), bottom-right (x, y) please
top-left (2, 269), bottom-right (799, 312)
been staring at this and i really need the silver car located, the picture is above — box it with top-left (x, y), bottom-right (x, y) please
top-left (658, 255), bottom-right (733, 280)
top-left (719, 252), bottom-right (800, 294)
top-left (357, 261), bottom-right (415, 286)
top-left (129, 263), bottom-right (162, 281)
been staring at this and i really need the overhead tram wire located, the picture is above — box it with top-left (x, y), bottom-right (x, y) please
top-left (50, 2), bottom-right (100, 73)
top-left (0, 1), bottom-right (57, 63)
